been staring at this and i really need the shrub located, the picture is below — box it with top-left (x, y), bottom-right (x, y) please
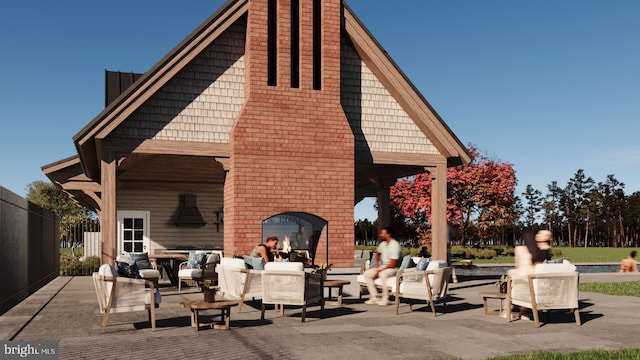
top-left (494, 247), bottom-right (504, 256)
top-left (504, 247), bottom-right (515, 257)
top-left (60, 254), bottom-right (101, 276)
top-left (464, 247), bottom-right (476, 259)
top-left (451, 246), bottom-right (466, 258)
top-left (82, 256), bottom-right (101, 274)
top-left (553, 248), bottom-right (563, 257)
top-left (477, 249), bottom-right (497, 259)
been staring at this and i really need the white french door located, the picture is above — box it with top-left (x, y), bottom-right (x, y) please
top-left (117, 211), bottom-right (150, 255)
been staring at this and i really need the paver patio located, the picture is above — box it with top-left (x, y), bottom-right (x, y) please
top-left (2, 271), bottom-right (640, 359)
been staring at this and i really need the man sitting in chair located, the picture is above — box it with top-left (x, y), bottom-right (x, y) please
top-left (364, 227), bottom-right (400, 306)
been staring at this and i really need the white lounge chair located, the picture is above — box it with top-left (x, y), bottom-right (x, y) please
top-left (507, 261), bottom-right (581, 328)
top-left (216, 257), bottom-right (263, 313)
top-left (261, 262), bottom-right (324, 322)
top-left (393, 265), bottom-right (452, 316)
top-left (93, 264), bottom-right (162, 333)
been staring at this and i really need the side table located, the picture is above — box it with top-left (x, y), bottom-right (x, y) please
top-left (323, 279), bottom-right (350, 306)
top-left (479, 291), bottom-right (507, 316)
top-left (180, 300), bottom-right (239, 331)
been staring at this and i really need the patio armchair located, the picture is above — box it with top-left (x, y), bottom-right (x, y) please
top-left (93, 264), bottom-right (162, 333)
top-left (506, 261), bottom-right (581, 328)
top-left (216, 257), bottom-right (263, 313)
top-left (393, 265), bottom-right (452, 316)
top-left (261, 262), bottom-right (324, 322)
top-left (177, 252), bottom-right (221, 292)
top-left (357, 259), bottom-right (449, 301)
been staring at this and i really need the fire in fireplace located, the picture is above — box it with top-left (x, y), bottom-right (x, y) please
top-left (262, 212), bottom-right (328, 266)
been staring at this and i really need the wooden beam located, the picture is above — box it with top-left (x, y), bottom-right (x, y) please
top-left (356, 150), bottom-right (447, 166)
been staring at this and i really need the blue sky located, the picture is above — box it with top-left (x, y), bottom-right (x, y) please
top-left (1, 1), bottom-right (639, 222)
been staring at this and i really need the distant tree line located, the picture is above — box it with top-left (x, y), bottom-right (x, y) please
top-left (355, 146), bottom-right (640, 248)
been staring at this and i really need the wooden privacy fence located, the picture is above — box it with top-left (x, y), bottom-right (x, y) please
top-left (0, 186), bottom-right (59, 315)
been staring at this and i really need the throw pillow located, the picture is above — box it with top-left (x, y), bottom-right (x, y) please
top-left (129, 252), bottom-right (153, 269)
top-left (115, 260), bottom-right (140, 278)
top-left (244, 256), bottom-right (266, 270)
top-left (399, 255), bottom-right (412, 270)
top-left (416, 257), bottom-right (430, 271)
top-left (186, 251), bottom-right (207, 269)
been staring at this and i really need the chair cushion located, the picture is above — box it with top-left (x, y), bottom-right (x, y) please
top-left (138, 269), bottom-right (160, 279)
top-left (99, 264), bottom-right (119, 277)
top-left (534, 262), bottom-right (576, 274)
top-left (426, 260), bottom-right (448, 270)
top-left (356, 274), bottom-right (396, 291)
top-left (265, 262), bottom-right (304, 271)
top-left (179, 268), bottom-right (203, 278)
top-left (244, 256), bottom-right (266, 270)
top-left (186, 251), bottom-right (207, 269)
top-left (129, 252), bottom-right (153, 269)
top-left (220, 257), bottom-right (246, 269)
top-left (115, 260), bottom-right (140, 278)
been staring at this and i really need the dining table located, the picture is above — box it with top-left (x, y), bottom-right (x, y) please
top-left (149, 253), bottom-right (188, 287)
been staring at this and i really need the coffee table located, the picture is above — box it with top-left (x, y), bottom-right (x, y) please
top-left (180, 300), bottom-right (239, 331)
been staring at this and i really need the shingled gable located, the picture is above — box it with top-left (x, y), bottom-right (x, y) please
top-left (73, 0), bottom-right (247, 180)
top-left (342, 4), bottom-right (471, 166)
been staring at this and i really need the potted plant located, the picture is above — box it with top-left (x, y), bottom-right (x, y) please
top-left (312, 263), bottom-right (333, 280)
top-left (201, 281), bottom-right (220, 303)
top-left (494, 275), bottom-right (508, 294)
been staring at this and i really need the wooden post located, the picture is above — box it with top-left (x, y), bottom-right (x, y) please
top-left (101, 153), bottom-right (117, 265)
top-left (431, 164), bottom-right (447, 261)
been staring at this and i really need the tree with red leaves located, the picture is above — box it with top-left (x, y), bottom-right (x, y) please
top-left (390, 146), bottom-right (517, 245)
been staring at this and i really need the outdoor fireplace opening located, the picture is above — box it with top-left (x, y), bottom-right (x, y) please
top-left (262, 212), bottom-right (328, 266)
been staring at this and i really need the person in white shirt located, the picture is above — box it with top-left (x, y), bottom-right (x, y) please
top-left (364, 227), bottom-right (401, 306)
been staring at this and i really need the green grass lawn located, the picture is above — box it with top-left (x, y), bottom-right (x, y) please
top-left (60, 248), bottom-right (84, 257)
top-left (486, 348), bottom-right (640, 360)
top-left (579, 281), bottom-right (640, 297)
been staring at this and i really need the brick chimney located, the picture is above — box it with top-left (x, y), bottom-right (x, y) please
top-left (225, 0), bottom-right (354, 266)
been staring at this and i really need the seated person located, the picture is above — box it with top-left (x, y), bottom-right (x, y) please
top-left (250, 236), bottom-right (278, 263)
top-left (620, 250), bottom-right (638, 273)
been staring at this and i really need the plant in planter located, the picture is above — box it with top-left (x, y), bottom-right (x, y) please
top-left (201, 281), bottom-right (220, 303)
top-left (311, 263), bottom-right (333, 280)
top-left (494, 275), bottom-right (508, 294)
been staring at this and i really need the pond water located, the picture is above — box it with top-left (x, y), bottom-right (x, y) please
top-left (455, 264), bottom-right (620, 277)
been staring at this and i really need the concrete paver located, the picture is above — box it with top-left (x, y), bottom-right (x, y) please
top-left (2, 271), bottom-right (640, 360)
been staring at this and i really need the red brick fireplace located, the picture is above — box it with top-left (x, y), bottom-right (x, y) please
top-left (224, 0), bottom-right (354, 266)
